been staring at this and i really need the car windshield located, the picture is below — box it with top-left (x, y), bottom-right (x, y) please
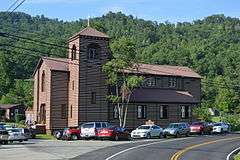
top-left (137, 126), bottom-right (150, 129)
top-left (167, 124), bottom-right (179, 128)
top-left (214, 123), bottom-right (222, 126)
top-left (82, 123), bottom-right (94, 128)
top-left (192, 122), bottom-right (203, 125)
top-left (9, 129), bottom-right (20, 132)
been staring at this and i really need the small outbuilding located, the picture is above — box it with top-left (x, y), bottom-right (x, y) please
top-left (0, 104), bottom-right (25, 121)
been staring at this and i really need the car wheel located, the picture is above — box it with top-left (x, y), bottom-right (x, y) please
top-left (114, 135), bottom-right (119, 141)
top-left (186, 132), bottom-right (190, 137)
top-left (159, 133), bottom-right (163, 139)
top-left (3, 141), bottom-right (8, 145)
top-left (146, 133), bottom-right (151, 139)
top-left (71, 134), bottom-right (78, 140)
top-left (221, 128), bottom-right (223, 134)
top-left (163, 134), bottom-right (167, 138)
top-left (19, 140), bottom-right (23, 143)
top-left (175, 132), bottom-right (180, 138)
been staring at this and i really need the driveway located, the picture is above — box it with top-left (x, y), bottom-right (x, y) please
top-left (0, 139), bottom-right (132, 160)
top-left (75, 134), bottom-right (240, 160)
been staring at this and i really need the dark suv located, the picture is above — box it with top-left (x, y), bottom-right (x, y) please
top-left (0, 130), bottom-right (9, 144)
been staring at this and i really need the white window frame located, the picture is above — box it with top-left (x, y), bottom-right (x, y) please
top-left (137, 105), bottom-right (146, 119)
top-left (169, 77), bottom-right (177, 88)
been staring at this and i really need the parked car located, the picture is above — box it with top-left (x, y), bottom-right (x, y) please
top-left (53, 130), bottom-right (64, 140)
top-left (81, 122), bottom-right (109, 139)
top-left (3, 124), bottom-right (15, 130)
top-left (0, 130), bottom-right (9, 144)
top-left (7, 128), bottom-right (28, 143)
top-left (98, 126), bottom-right (131, 141)
top-left (190, 122), bottom-right (213, 135)
top-left (163, 123), bottom-right (190, 138)
top-left (18, 128), bottom-right (36, 139)
top-left (131, 124), bottom-right (163, 139)
top-left (212, 122), bottom-right (230, 133)
top-left (62, 126), bottom-right (81, 140)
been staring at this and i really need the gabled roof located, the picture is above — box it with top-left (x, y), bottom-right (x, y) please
top-left (33, 57), bottom-right (69, 76)
top-left (0, 104), bottom-right (21, 109)
top-left (130, 88), bottom-right (199, 103)
top-left (124, 63), bottom-right (201, 79)
top-left (69, 27), bottom-right (109, 40)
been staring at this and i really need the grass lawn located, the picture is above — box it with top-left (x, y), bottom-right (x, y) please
top-left (234, 154), bottom-right (240, 160)
top-left (35, 134), bottom-right (56, 140)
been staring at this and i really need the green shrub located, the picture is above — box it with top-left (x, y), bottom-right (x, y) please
top-left (222, 114), bottom-right (240, 131)
top-left (15, 114), bottom-right (25, 123)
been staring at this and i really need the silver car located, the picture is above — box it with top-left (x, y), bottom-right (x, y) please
top-left (7, 128), bottom-right (28, 143)
top-left (163, 123), bottom-right (190, 138)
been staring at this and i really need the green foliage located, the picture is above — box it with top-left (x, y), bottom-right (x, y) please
top-left (15, 114), bottom-right (25, 123)
top-left (193, 103), bottom-right (212, 121)
top-left (0, 11), bottom-right (240, 114)
top-left (221, 114), bottom-right (240, 131)
top-left (0, 79), bottom-right (33, 107)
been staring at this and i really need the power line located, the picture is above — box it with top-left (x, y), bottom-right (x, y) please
top-left (0, 31), bottom-right (82, 53)
top-left (7, 0), bottom-right (21, 12)
top-left (9, 0), bottom-right (26, 15)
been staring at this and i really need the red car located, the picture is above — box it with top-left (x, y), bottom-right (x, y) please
top-left (190, 122), bottom-right (212, 135)
top-left (62, 126), bottom-right (81, 140)
top-left (97, 126), bottom-right (131, 141)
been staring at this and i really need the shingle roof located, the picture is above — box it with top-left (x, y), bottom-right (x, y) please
top-left (42, 57), bottom-right (69, 71)
top-left (69, 27), bottom-right (109, 40)
top-left (0, 104), bottom-right (21, 109)
top-left (130, 88), bottom-right (199, 103)
top-left (124, 63), bottom-right (201, 78)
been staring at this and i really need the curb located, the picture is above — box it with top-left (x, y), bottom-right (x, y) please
top-left (226, 147), bottom-right (240, 160)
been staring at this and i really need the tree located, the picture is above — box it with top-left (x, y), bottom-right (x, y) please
top-left (0, 54), bottom-right (12, 97)
top-left (103, 37), bottom-right (144, 127)
top-left (193, 103), bottom-right (212, 122)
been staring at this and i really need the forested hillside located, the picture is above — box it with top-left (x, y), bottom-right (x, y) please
top-left (0, 11), bottom-right (240, 114)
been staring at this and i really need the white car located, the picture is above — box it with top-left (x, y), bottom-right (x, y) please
top-left (7, 128), bottom-right (28, 143)
top-left (212, 122), bottom-right (230, 133)
top-left (131, 125), bottom-right (163, 139)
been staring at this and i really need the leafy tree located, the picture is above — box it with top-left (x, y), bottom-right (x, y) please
top-left (103, 37), bottom-right (144, 127)
top-left (193, 103), bottom-right (212, 122)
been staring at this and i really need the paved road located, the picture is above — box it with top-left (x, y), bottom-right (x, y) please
top-left (73, 134), bottom-right (240, 160)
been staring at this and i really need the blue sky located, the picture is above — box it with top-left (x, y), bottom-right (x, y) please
top-left (1, 0), bottom-right (240, 23)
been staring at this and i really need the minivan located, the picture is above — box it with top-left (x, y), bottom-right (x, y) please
top-left (81, 122), bottom-right (109, 139)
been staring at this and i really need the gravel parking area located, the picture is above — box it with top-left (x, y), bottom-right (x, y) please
top-left (0, 139), bottom-right (132, 160)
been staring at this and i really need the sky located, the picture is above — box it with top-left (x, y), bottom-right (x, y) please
top-left (1, 0), bottom-right (240, 23)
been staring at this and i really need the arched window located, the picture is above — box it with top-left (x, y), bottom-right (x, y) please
top-left (71, 45), bottom-right (77, 60)
top-left (41, 71), bottom-right (45, 92)
top-left (87, 43), bottom-right (100, 60)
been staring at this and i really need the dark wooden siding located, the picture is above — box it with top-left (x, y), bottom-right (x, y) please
top-left (50, 71), bottom-right (69, 130)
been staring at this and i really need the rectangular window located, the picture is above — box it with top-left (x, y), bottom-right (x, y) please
top-left (144, 77), bottom-right (156, 87)
top-left (72, 81), bottom-right (74, 90)
top-left (181, 105), bottom-right (190, 119)
top-left (91, 92), bottom-right (96, 104)
top-left (168, 77), bottom-right (177, 88)
top-left (137, 105), bottom-right (146, 119)
top-left (113, 106), bottom-right (118, 119)
top-left (61, 104), bottom-right (67, 119)
top-left (70, 105), bottom-right (73, 118)
top-left (160, 105), bottom-right (168, 119)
